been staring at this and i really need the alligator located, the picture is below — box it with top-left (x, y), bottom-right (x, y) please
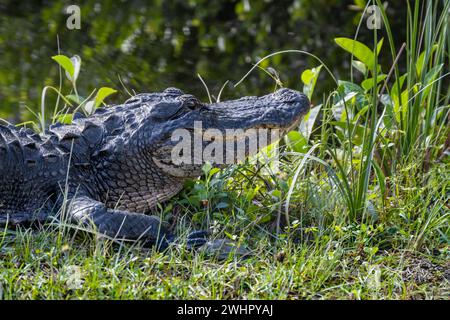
top-left (0, 87), bottom-right (310, 249)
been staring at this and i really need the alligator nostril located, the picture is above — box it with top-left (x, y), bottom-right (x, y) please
top-left (275, 88), bottom-right (290, 95)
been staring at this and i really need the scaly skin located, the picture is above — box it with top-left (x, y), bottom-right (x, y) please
top-left (0, 88), bottom-right (310, 249)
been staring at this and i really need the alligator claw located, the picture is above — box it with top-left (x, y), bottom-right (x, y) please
top-left (187, 230), bottom-right (210, 240)
top-left (199, 239), bottom-right (251, 260)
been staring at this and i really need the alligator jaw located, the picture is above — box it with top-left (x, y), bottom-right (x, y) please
top-left (200, 88), bottom-right (310, 133)
top-left (150, 88), bottom-right (310, 178)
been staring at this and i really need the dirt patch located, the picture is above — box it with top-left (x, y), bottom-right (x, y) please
top-left (402, 254), bottom-right (450, 285)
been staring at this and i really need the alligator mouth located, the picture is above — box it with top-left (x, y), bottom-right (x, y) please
top-left (153, 88), bottom-right (310, 171)
top-left (188, 89), bottom-right (309, 146)
top-left (200, 88), bottom-right (310, 134)
top-left (201, 118), bottom-right (302, 142)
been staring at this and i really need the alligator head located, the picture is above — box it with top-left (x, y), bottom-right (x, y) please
top-left (130, 87), bottom-right (310, 178)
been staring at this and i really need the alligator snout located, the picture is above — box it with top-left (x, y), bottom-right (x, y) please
top-left (271, 88), bottom-right (310, 115)
top-left (258, 88), bottom-right (310, 130)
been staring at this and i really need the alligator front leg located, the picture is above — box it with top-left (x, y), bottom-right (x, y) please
top-left (68, 195), bottom-right (172, 249)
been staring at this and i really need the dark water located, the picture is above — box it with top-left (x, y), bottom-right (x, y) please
top-left (0, 0), bottom-right (407, 122)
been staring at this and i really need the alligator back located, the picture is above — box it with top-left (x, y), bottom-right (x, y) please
top-left (0, 125), bottom-right (67, 224)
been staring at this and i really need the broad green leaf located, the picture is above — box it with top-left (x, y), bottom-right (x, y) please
top-left (224, 232), bottom-right (237, 241)
top-left (376, 38), bottom-right (384, 55)
top-left (421, 63), bottom-right (444, 100)
top-left (244, 185), bottom-right (260, 203)
top-left (301, 65), bottom-right (322, 100)
top-left (301, 69), bottom-right (315, 84)
top-left (354, 0), bottom-right (366, 9)
top-left (83, 101), bottom-right (95, 114)
top-left (299, 104), bottom-right (322, 140)
top-left (352, 60), bottom-right (366, 74)
top-left (163, 203), bottom-right (173, 214)
top-left (54, 113), bottom-right (73, 124)
top-left (335, 37), bottom-right (378, 71)
top-left (52, 55), bottom-right (74, 79)
top-left (67, 55), bottom-right (81, 82)
top-left (354, 104), bottom-right (370, 119)
top-left (285, 130), bottom-right (309, 153)
top-left (66, 94), bottom-right (84, 104)
top-left (416, 44), bottom-right (438, 78)
top-left (94, 87), bottom-right (117, 108)
top-left (361, 74), bottom-right (387, 91)
top-left (202, 162), bottom-right (212, 176)
top-left (391, 73), bottom-right (407, 108)
top-left (258, 213), bottom-right (272, 223)
top-left (337, 80), bottom-right (365, 95)
top-left (271, 189), bottom-right (282, 199)
top-left (208, 167), bottom-right (221, 178)
top-left (396, 87), bottom-right (413, 122)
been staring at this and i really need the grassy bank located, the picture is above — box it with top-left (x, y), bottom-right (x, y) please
top-left (0, 158), bottom-right (448, 299)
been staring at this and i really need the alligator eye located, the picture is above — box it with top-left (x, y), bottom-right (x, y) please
top-left (180, 95), bottom-right (201, 110)
top-left (149, 101), bottom-right (184, 120)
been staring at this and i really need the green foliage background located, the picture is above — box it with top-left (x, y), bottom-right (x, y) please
top-left (0, 0), bottom-right (408, 120)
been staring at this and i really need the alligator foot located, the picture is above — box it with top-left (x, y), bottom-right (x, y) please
top-left (185, 230), bottom-right (210, 249)
top-left (182, 230), bottom-right (251, 259)
top-left (69, 194), bottom-right (172, 250)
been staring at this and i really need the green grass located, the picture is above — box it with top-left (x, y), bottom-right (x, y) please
top-left (0, 0), bottom-right (449, 299)
top-left (0, 160), bottom-right (448, 299)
